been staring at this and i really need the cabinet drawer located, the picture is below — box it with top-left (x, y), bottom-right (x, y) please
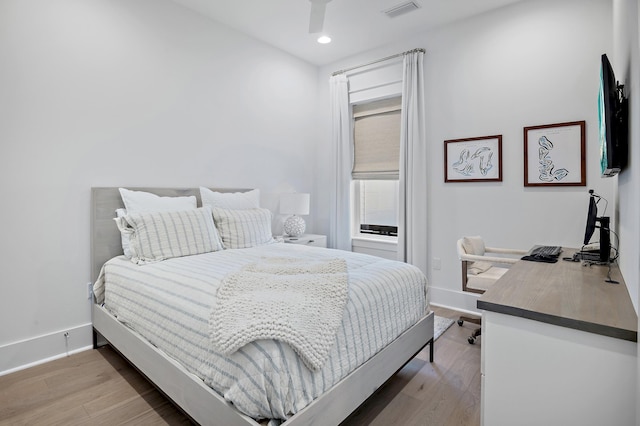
top-left (284, 235), bottom-right (327, 248)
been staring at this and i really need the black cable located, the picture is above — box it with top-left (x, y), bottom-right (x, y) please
top-left (605, 263), bottom-right (620, 284)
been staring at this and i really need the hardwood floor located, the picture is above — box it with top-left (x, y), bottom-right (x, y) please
top-left (0, 306), bottom-right (481, 425)
top-left (342, 306), bottom-right (481, 426)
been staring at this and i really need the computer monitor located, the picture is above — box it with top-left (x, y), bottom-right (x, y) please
top-left (582, 190), bottom-right (610, 263)
top-left (583, 194), bottom-right (598, 245)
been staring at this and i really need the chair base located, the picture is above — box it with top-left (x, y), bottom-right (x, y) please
top-left (458, 315), bottom-right (481, 344)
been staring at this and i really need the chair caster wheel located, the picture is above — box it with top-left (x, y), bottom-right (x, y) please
top-left (468, 336), bottom-right (476, 344)
top-left (457, 319), bottom-right (464, 326)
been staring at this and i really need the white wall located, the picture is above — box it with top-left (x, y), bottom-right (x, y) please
top-left (614, 0), bottom-right (640, 311)
top-left (316, 0), bottom-right (617, 312)
top-left (611, 1), bottom-right (640, 423)
top-left (0, 0), bottom-right (318, 373)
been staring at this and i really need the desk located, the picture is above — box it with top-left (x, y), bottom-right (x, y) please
top-left (478, 248), bottom-right (637, 426)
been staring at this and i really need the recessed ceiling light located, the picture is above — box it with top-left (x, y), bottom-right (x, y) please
top-left (317, 35), bottom-right (332, 44)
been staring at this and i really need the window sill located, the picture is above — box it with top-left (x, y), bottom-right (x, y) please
top-left (352, 234), bottom-right (398, 248)
top-left (352, 235), bottom-right (398, 260)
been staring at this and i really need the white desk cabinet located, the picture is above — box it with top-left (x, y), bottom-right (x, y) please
top-left (478, 248), bottom-right (637, 426)
top-left (481, 311), bottom-right (636, 426)
top-left (283, 234), bottom-right (327, 248)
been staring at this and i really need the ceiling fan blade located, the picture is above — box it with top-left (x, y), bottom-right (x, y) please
top-left (309, 0), bottom-right (331, 33)
top-left (309, 2), bottom-right (326, 33)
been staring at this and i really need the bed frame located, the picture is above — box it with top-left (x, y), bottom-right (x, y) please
top-left (91, 187), bottom-right (435, 426)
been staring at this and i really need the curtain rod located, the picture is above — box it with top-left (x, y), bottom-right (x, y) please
top-left (331, 48), bottom-right (424, 76)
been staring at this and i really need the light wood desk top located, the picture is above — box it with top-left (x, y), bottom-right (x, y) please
top-left (477, 248), bottom-right (638, 342)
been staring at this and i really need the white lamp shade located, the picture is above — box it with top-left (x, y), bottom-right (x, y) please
top-left (280, 193), bottom-right (310, 215)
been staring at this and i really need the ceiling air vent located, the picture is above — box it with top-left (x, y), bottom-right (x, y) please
top-left (383, 1), bottom-right (421, 18)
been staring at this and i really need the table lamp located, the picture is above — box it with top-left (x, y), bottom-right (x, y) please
top-left (280, 193), bottom-right (310, 237)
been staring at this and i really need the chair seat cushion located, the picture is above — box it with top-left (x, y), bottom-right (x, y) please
top-left (467, 266), bottom-right (509, 292)
top-left (468, 260), bottom-right (492, 275)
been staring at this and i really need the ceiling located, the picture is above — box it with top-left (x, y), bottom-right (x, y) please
top-left (170, 0), bottom-right (524, 66)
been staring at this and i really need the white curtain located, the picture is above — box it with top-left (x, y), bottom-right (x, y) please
top-left (398, 50), bottom-right (428, 274)
top-left (329, 74), bottom-right (352, 250)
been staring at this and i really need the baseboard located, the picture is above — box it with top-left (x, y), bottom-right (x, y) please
top-left (429, 286), bottom-right (483, 315)
top-left (0, 323), bottom-right (93, 376)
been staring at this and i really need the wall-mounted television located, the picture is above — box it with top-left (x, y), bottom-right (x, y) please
top-left (598, 54), bottom-right (628, 177)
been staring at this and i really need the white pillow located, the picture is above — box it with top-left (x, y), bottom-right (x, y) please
top-left (462, 236), bottom-right (492, 275)
top-left (200, 187), bottom-right (260, 210)
top-left (467, 261), bottom-right (492, 275)
top-left (115, 208), bottom-right (132, 258)
top-left (115, 207), bottom-right (223, 265)
top-left (462, 236), bottom-right (485, 256)
top-left (119, 188), bottom-right (197, 213)
top-left (116, 189), bottom-right (198, 258)
top-left (212, 207), bottom-right (275, 249)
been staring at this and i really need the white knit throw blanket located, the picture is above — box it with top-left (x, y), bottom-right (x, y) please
top-left (210, 257), bottom-right (348, 371)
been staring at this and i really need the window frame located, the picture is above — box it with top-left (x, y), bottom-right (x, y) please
top-left (350, 94), bottom-right (402, 243)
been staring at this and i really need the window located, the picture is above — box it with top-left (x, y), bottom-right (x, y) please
top-left (352, 96), bottom-right (401, 238)
top-left (357, 180), bottom-right (399, 236)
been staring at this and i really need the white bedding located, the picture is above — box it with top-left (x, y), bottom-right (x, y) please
top-left (93, 243), bottom-right (429, 422)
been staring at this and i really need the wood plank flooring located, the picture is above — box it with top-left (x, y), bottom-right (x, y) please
top-left (0, 306), bottom-right (481, 426)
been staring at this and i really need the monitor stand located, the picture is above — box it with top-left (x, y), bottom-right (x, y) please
top-left (597, 216), bottom-right (610, 263)
top-left (573, 216), bottom-right (611, 264)
top-left (573, 251), bottom-right (601, 262)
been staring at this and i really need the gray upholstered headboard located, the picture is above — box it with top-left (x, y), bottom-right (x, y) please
top-left (90, 187), bottom-right (249, 282)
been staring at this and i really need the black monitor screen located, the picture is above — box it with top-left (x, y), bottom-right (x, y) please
top-left (583, 195), bottom-right (598, 245)
top-left (599, 53), bottom-right (628, 176)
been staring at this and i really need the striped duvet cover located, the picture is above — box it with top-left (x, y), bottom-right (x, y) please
top-left (93, 243), bottom-right (429, 422)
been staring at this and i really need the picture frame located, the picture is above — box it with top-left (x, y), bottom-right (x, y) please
top-left (444, 135), bottom-right (502, 182)
top-left (524, 121), bottom-right (586, 187)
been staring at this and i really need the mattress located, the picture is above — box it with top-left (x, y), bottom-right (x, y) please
top-left (93, 243), bottom-right (429, 422)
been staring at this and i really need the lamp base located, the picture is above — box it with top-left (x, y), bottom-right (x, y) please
top-left (284, 215), bottom-right (306, 237)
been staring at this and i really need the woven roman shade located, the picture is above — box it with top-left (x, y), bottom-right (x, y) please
top-left (352, 96), bottom-right (401, 180)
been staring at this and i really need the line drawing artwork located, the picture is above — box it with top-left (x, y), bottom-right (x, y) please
top-left (444, 135), bottom-right (502, 182)
top-left (524, 121), bottom-right (585, 187)
top-left (452, 146), bottom-right (494, 177)
top-left (537, 136), bottom-right (569, 182)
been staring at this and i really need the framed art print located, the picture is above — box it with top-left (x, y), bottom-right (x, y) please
top-left (444, 135), bottom-right (502, 182)
top-left (524, 121), bottom-right (586, 187)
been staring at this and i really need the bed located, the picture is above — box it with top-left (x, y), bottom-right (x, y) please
top-left (91, 187), bottom-right (434, 426)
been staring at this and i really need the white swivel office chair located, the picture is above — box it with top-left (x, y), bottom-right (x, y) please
top-left (456, 236), bottom-right (527, 344)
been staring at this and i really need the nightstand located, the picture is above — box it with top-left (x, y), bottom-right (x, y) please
top-left (283, 234), bottom-right (327, 248)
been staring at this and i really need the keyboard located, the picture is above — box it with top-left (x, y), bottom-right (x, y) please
top-left (530, 245), bottom-right (562, 257)
top-left (521, 245), bottom-right (562, 263)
